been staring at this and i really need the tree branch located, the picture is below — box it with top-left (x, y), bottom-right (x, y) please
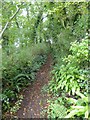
top-left (0, 3), bottom-right (23, 39)
top-left (15, 17), bottom-right (20, 28)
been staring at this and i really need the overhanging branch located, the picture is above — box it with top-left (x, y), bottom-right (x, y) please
top-left (0, 2), bottom-right (24, 39)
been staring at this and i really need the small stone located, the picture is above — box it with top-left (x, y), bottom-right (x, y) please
top-left (23, 113), bottom-right (25, 116)
top-left (24, 108), bottom-right (26, 112)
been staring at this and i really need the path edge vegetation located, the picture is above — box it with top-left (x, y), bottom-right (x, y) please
top-left (1, 1), bottom-right (89, 119)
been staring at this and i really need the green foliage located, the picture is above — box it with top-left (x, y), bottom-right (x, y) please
top-left (52, 28), bottom-right (75, 65)
top-left (73, 14), bottom-right (88, 39)
top-left (65, 91), bottom-right (89, 118)
top-left (2, 42), bottom-right (49, 112)
top-left (47, 97), bottom-right (67, 118)
top-left (49, 2), bottom-right (88, 66)
top-left (50, 38), bottom-right (88, 95)
top-left (48, 37), bottom-right (88, 118)
top-left (10, 95), bottom-right (23, 114)
top-left (1, 1), bottom-right (89, 118)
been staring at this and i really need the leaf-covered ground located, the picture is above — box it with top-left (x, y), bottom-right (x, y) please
top-left (14, 54), bottom-right (52, 118)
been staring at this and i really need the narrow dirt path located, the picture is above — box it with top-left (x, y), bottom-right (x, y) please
top-left (16, 54), bottom-right (52, 118)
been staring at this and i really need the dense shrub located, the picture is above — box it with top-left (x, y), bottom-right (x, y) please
top-left (51, 28), bottom-right (76, 65)
top-left (47, 36), bottom-right (89, 118)
top-left (2, 42), bottom-right (49, 112)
